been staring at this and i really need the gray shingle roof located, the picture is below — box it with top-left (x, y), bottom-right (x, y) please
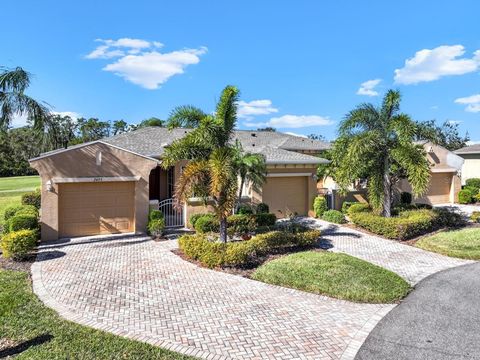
top-left (455, 144), bottom-right (480, 155)
top-left (103, 127), bottom-right (330, 164)
top-left (33, 127), bottom-right (330, 165)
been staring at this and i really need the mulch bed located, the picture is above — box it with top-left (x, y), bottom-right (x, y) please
top-left (0, 253), bottom-right (35, 272)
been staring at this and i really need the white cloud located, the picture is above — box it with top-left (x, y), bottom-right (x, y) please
top-left (245, 114), bottom-right (334, 129)
top-left (11, 113), bottom-right (29, 128)
top-left (237, 100), bottom-right (278, 119)
top-left (52, 111), bottom-right (81, 120)
top-left (357, 79), bottom-right (381, 96)
top-left (455, 93), bottom-right (480, 112)
top-left (86, 38), bottom-right (207, 89)
top-left (394, 45), bottom-right (480, 85)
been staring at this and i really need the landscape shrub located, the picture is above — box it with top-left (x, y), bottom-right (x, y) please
top-left (350, 209), bottom-right (441, 240)
top-left (7, 214), bottom-right (39, 233)
top-left (322, 210), bottom-right (346, 224)
top-left (148, 209), bottom-right (164, 221)
top-left (341, 201), bottom-right (357, 214)
top-left (194, 215), bottom-right (220, 233)
top-left (253, 213), bottom-right (277, 227)
top-left (458, 189), bottom-right (474, 204)
top-left (432, 207), bottom-right (465, 228)
top-left (21, 189), bottom-right (41, 209)
top-left (463, 186), bottom-right (479, 196)
top-left (471, 211), bottom-right (480, 223)
top-left (189, 213), bottom-right (212, 227)
top-left (313, 196), bottom-right (328, 218)
top-left (148, 218), bottom-right (165, 237)
top-left (475, 193), bottom-right (480, 203)
top-left (347, 203), bottom-right (371, 217)
top-left (237, 204), bottom-right (254, 215)
top-left (14, 205), bottom-right (39, 218)
top-left (256, 202), bottom-right (269, 214)
top-left (1, 229), bottom-right (37, 259)
top-left (178, 228), bottom-right (321, 268)
top-left (227, 214), bottom-right (256, 234)
top-left (4, 205), bottom-right (24, 221)
top-left (400, 192), bottom-right (412, 205)
top-left (465, 178), bottom-right (480, 194)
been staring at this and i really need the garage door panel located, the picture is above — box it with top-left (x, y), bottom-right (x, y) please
top-left (262, 177), bottom-right (308, 218)
top-left (59, 182), bottom-right (135, 238)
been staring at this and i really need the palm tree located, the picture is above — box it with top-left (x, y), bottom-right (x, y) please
top-left (330, 90), bottom-right (431, 217)
top-left (162, 85), bottom-right (240, 242)
top-left (233, 141), bottom-right (266, 212)
top-left (0, 67), bottom-right (50, 130)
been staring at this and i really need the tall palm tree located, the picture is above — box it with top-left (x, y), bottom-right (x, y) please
top-left (331, 90), bottom-right (431, 217)
top-left (162, 85), bottom-right (240, 242)
top-left (0, 67), bottom-right (50, 130)
top-left (233, 141), bottom-right (266, 212)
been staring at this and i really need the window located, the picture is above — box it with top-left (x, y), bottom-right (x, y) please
top-left (96, 151), bottom-right (102, 166)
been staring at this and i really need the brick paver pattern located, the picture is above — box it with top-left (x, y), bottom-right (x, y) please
top-left (31, 220), bottom-right (471, 360)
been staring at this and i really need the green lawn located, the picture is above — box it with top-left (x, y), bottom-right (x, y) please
top-left (416, 228), bottom-right (480, 260)
top-left (0, 176), bottom-right (40, 223)
top-left (251, 251), bottom-right (411, 303)
top-left (0, 270), bottom-right (194, 359)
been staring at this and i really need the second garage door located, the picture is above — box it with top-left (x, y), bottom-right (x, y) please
top-left (59, 181), bottom-right (135, 238)
top-left (262, 176), bottom-right (308, 218)
top-left (416, 173), bottom-right (452, 205)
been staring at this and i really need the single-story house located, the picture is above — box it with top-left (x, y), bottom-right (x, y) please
top-left (319, 142), bottom-right (464, 209)
top-left (29, 127), bottom-right (329, 241)
top-left (454, 144), bottom-right (480, 185)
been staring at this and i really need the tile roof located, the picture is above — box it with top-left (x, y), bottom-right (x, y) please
top-left (454, 144), bottom-right (480, 155)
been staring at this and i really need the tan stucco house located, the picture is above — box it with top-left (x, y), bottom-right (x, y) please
top-left (30, 127), bottom-right (329, 241)
top-left (454, 144), bottom-right (480, 185)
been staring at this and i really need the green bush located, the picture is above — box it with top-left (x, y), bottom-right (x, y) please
top-left (15, 205), bottom-right (39, 218)
top-left (253, 213), bottom-right (277, 227)
top-left (147, 218), bottom-right (165, 237)
top-left (322, 210), bottom-right (346, 224)
top-left (400, 192), bottom-right (412, 205)
top-left (350, 209), bottom-right (440, 240)
top-left (227, 214), bottom-right (256, 234)
top-left (313, 196), bottom-right (328, 218)
top-left (347, 203), bottom-right (371, 216)
top-left (471, 211), bottom-right (480, 223)
top-left (148, 209), bottom-right (164, 221)
top-left (7, 214), bottom-right (39, 233)
top-left (237, 204), bottom-right (254, 215)
top-left (21, 189), bottom-right (41, 209)
top-left (1, 229), bottom-right (37, 259)
top-left (459, 189), bottom-right (474, 204)
top-left (341, 201), bottom-right (357, 214)
top-left (464, 186), bottom-right (479, 196)
top-left (178, 228), bottom-right (321, 268)
top-left (466, 178), bottom-right (480, 193)
top-left (194, 215), bottom-right (219, 233)
top-left (256, 202), bottom-right (269, 214)
top-left (4, 205), bottom-right (24, 222)
top-left (189, 213), bottom-right (211, 227)
top-left (432, 207), bottom-right (465, 228)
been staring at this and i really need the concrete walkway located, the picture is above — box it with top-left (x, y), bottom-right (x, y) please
top-left (31, 221), bottom-right (471, 359)
top-left (297, 218), bottom-right (471, 285)
top-left (356, 262), bottom-right (480, 360)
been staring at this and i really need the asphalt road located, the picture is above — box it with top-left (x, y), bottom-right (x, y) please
top-left (356, 262), bottom-right (480, 360)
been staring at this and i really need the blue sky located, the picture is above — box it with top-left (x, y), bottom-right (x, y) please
top-left (2, 0), bottom-right (479, 141)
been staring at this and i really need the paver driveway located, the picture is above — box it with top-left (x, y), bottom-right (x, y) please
top-left (31, 221), bottom-right (470, 360)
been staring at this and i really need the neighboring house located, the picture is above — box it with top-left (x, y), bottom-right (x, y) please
top-left (398, 142), bottom-right (463, 205)
top-left (454, 144), bottom-right (480, 185)
top-left (29, 127), bottom-right (329, 241)
top-left (319, 142), bottom-right (464, 209)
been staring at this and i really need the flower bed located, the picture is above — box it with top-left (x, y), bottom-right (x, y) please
top-left (178, 228), bottom-right (321, 268)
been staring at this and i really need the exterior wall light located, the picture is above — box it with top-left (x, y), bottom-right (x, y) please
top-left (46, 180), bottom-right (53, 192)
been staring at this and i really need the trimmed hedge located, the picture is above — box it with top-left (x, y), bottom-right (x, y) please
top-left (195, 215), bottom-right (219, 233)
top-left (194, 213), bottom-right (277, 234)
top-left (1, 229), bottom-right (37, 259)
top-left (313, 196), bottom-right (328, 218)
top-left (347, 203), bottom-right (371, 216)
top-left (148, 218), bottom-right (165, 236)
top-left (237, 204), bottom-right (254, 215)
top-left (6, 214), bottom-right (39, 233)
top-left (341, 201), bottom-right (357, 214)
top-left (178, 229), bottom-right (321, 268)
top-left (350, 208), bottom-right (463, 240)
top-left (459, 189), bottom-right (473, 204)
top-left (21, 189), bottom-right (41, 209)
top-left (256, 203), bottom-right (269, 214)
top-left (322, 210), bottom-right (346, 224)
top-left (471, 211), bottom-right (480, 223)
top-left (4, 205), bottom-right (24, 221)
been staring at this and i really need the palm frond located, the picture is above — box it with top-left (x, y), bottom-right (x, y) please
top-left (167, 105), bottom-right (207, 129)
top-left (391, 144), bottom-right (431, 197)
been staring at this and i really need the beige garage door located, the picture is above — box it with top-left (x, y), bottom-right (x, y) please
top-left (262, 176), bottom-right (308, 218)
top-left (418, 173), bottom-right (452, 205)
top-left (59, 181), bottom-right (135, 238)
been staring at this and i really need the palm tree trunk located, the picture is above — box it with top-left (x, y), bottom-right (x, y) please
top-left (219, 216), bottom-right (228, 243)
top-left (383, 158), bottom-right (392, 217)
top-left (236, 177), bottom-right (245, 213)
